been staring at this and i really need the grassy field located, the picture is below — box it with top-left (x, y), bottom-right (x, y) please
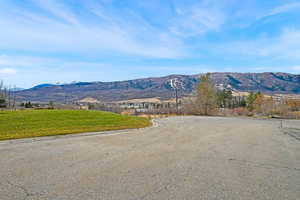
top-left (0, 110), bottom-right (151, 140)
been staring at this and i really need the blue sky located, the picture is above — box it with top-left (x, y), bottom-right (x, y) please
top-left (1, 0), bottom-right (300, 88)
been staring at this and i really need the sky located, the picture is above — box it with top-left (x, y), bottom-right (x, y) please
top-left (1, 0), bottom-right (300, 88)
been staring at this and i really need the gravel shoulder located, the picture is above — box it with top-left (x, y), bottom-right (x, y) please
top-left (0, 116), bottom-right (299, 200)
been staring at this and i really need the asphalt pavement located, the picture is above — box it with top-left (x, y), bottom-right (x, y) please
top-left (0, 116), bottom-right (299, 200)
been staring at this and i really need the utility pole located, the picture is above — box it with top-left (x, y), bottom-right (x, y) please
top-left (175, 86), bottom-right (178, 114)
top-left (170, 78), bottom-right (183, 114)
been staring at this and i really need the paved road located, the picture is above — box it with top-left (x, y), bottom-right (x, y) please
top-left (1, 117), bottom-right (299, 200)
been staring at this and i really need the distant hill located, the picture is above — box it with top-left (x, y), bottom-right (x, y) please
top-left (15, 72), bottom-right (300, 102)
top-left (11, 87), bottom-right (25, 92)
top-left (32, 84), bottom-right (57, 89)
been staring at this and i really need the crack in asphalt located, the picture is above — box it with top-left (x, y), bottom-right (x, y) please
top-left (5, 179), bottom-right (46, 200)
top-left (228, 158), bottom-right (300, 172)
top-left (5, 180), bottom-right (35, 200)
top-left (134, 162), bottom-right (194, 200)
top-left (133, 177), bottom-right (187, 200)
top-left (282, 128), bottom-right (300, 141)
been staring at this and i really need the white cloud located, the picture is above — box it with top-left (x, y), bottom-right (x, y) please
top-left (215, 28), bottom-right (300, 61)
top-left (0, 54), bottom-right (108, 69)
top-left (31, 0), bottom-right (80, 25)
top-left (169, 1), bottom-right (226, 37)
top-left (262, 2), bottom-right (300, 18)
top-left (291, 66), bottom-right (300, 71)
top-left (261, 29), bottom-right (300, 59)
top-left (0, 1), bottom-right (186, 59)
top-left (0, 55), bottom-right (56, 67)
top-left (0, 68), bottom-right (17, 75)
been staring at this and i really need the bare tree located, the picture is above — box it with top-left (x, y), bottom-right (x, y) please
top-left (0, 81), bottom-right (17, 109)
top-left (11, 85), bottom-right (17, 110)
top-left (0, 80), bottom-right (5, 108)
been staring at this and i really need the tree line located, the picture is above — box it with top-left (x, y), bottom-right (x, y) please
top-left (183, 74), bottom-right (300, 118)
top-left (0, 80), bottom-right (16, 109)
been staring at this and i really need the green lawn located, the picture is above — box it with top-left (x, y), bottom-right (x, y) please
top-left (0, 110), bottom-right (151, 140)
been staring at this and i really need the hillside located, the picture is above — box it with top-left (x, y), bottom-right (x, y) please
top-left (15, 72), bottom-right (300, 102)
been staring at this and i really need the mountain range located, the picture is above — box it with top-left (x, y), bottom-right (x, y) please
top-left (15, 72), bottom-right (300, 102)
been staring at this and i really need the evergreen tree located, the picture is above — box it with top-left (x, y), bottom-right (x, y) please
top-left (217, 89), bottom-right (233, 108)
top-left (246, 92), bottom-right (257, 111)
top-left (25, 101), bottom-right (33, 108)
top-left (196, 74), bottom-right (218, 115)
top-left (0, 98), bottom-right (6, 108)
